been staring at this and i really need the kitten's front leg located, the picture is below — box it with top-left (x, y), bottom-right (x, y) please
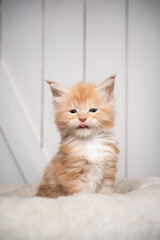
top-left (101, 178), bottom-right (115, 194)
top-left (100, 163), bottom-right (117, 194)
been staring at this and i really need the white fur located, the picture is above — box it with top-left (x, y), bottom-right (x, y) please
top-left (64, 133), bottom-right (118, 193)
top-left (72, 134), bottom-right (115, 164)
top-left (0, 177), bottom-right (160, 240)
top-left (79, 162), bottom-right (104, 192)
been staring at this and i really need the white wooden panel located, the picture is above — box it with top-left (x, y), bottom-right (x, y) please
top-left (128, 0), bottom-right (160, 177)
top-left (43, 0), bottom-right (83, 159)
top-left (86, 0), bottom-right (126, 177)
top-left (0, 64), bottom-right (46, 183)
top-left (0, 129), bottom-right (25, 184)
top-left (2, 0), bottom-right (42, 143)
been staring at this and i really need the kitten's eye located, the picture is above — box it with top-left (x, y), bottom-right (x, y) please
top-left (89, 108), bottom-right (97, 113)
top-left (69, 109), bottom-right (77, 114)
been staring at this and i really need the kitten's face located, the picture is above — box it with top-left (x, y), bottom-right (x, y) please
top-left (48, 76), bottom-right (116, 138)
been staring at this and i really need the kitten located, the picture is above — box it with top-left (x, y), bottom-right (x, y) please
top-left (37, 75), bottom-right (119, 198)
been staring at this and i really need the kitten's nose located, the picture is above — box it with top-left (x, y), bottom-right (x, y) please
top-left (79, 118), bottom-right (87, 122)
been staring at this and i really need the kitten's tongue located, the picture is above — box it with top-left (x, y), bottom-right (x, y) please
top-left (79, 122), bottom-right (88, 128)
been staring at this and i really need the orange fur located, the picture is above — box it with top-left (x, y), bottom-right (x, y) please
top-left (37, 76), bottom-right (119, 198)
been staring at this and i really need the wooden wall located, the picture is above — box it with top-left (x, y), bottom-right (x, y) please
top-left (0, 0), bottom-right (160, 183)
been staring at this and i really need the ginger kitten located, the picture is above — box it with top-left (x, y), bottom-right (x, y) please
top-left (37, 75), bottom-right (119, 198)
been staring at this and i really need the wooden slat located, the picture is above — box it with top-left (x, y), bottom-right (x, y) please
top-left (43, 0), bottom-right (83, 159)
top-left (2, 0), bottom-right (42, 143)
top-left (0, 64), bottom-right (46, 183)
top-left (86, 0), bottom-right (126, 177)
top-left (0, 129), bottom-right (25, 184)
top-left (128, 0), bottom-right (160, 177)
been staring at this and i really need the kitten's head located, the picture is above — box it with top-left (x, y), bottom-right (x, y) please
top-left (48, 75), bottom-right (116, 138)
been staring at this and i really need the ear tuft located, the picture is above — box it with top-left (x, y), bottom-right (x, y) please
top-left (46, 80), bottom-right (54, 85)
top-left (97, 74), bottom-right (117, 101)
top-left (46, 80), bottom-right (67, 98)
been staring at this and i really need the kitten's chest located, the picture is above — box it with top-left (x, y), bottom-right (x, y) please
top-left (72, 138), bottom-right (107, 192)
top-left (75, 137), bottom-right (107, 164)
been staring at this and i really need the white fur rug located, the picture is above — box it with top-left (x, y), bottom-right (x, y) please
top-left (0, 177), bottom-right (160, 240)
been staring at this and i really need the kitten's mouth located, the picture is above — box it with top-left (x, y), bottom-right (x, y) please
top-left (78, 126), bottom-right (89, 129)
top-left (78, 123), bottom-right (89, 129)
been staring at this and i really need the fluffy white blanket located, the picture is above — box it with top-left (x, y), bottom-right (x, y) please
top-left (0, 177), bottom-right (160, 240)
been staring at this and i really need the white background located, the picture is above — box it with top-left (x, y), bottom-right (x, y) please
top-left (0, 0), bottom-right (160, 183)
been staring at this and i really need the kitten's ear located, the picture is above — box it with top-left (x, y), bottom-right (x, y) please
top-left (97, 74), bottom-right (116, 101)
top-left (46, 80), bottom-right (67, 100)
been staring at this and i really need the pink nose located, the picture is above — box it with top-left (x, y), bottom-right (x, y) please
top-left (79, 118), bottom-right (87, 122)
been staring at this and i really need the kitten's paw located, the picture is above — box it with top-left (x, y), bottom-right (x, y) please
top-left (101, 187), bottom-right (114, 194)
